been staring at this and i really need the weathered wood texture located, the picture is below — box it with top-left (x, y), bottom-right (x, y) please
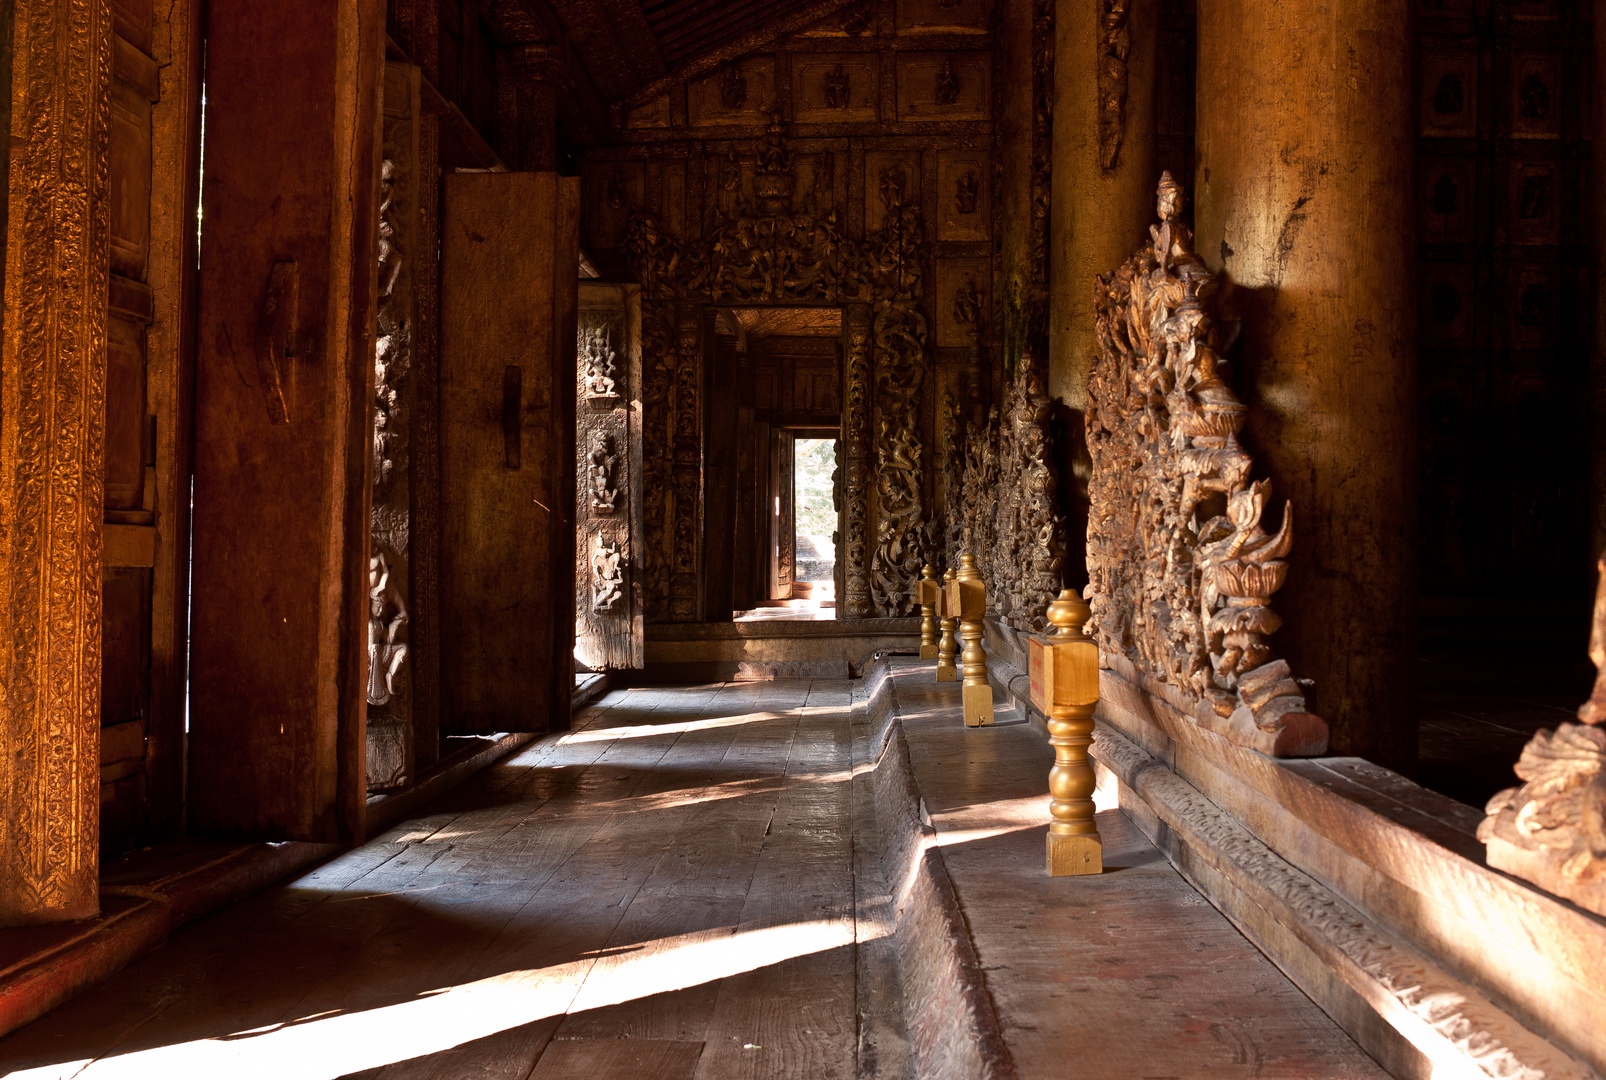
top-left (0, 680), bottom-right (882, 1079)
top-left (439, 171), bottom-right (579, 733)
top-left (878, 661), bottom-right (1389, 1080)
top-left (1194, 0), bottom-right (1417, 768)
top-left (0, 0), bottom-right (111, 923)
top-left (188, 0), bottom-right (385, 843)
top-left (1095, 661), bottom-right (1606, 1076)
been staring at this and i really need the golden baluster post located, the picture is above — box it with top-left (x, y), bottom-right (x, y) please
top-left (936, 568), bottom-right (959, 682)
top-left (949, 553), bottom-right (993, 727)
top-left (918, 564), bottom-right (940, 659)
top-left (1030, 588), bottom-right (1103, 876)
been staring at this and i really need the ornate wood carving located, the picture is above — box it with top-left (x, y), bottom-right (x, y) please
top-left (368, 147), bottom-right (414, 788)
top-left (639, 300), bottom-right (673, 621)
top-left (621, 121), bottom-right (930, 620)
top-left (575, 289), bottom-right (644, 670)
top-left (1086, 174), bottom-right (1325, 754)
top-left (824, 64), bottom-right (850, 109)
top-left (953, 353), bottom-right (1063, 632)
top-left (581, 322), bottom-right (620, 406)
top-left (1479, 553), bottom-right (1606, 916)
top-left (936, 59), bottom-right (961, 105)
top-left (842, 305), bottom-right (874, 618)
top-left (0, 0), bottom-right (112, 922)
top-left (1096, 0), bottom-right (1131, 171)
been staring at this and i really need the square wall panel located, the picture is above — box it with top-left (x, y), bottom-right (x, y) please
top-left (1508, 158), bottom-right (1561, 245)
top-left (897, 0), bottom-right (991, 34)
top-left (1420, 51), bottom-right (1477, 138)
top-left (937, 150), bottom-right (989, 241)
top-left (934, 257), bottom-right (991, 348)
top-left (1510, 54), bottom-right (1563, 139)
top-left (793, 53), bottom-right (880, 123)
top-left (897, 52), bottom-right (990, 122)
top-left (1418, 157), bottom-right (1474, 243)
top-left (689, 56), bottom-right (777, 127)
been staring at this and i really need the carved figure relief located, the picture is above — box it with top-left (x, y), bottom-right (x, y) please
top-left (621, 121), bottom-right (930, 620)
top-left (370, 146), bottom-right (414, 766)
top-left (1096, 0), bottom-right (1131, 170)
top-left (593, 536), bottom-right (626, 613)
top-left (1086, 174), bottom-right (1321, 750)
top-left (606, 169), bottom-right (629, 210)
top-left (581, 322), bottom-right (620, 402)
top-left (589, 430), bottom-right (618, 515)
top-left (720, 66), bottom-right (747, 110)
top-left (1479, 553), bottom-right (1606, 915)
top-left (367, 550), bottom-right (410, 706)
top-left (953, 279), bottom-right (982, 329)
top-left (954, 170), bottom-right (979, 215)
top-left (824, 65), bottom-right (850, 109)
top-left (936, 59), bottom-right (961, 105)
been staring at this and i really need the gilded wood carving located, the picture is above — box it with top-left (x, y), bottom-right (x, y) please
top-left (952, 352), bottom-right (1063, 632)
top-left (1479, 553), bottom-right (1606, 916)
top-left (1086, 174), bottom-right (1325, 753)
top-left (0, 0), bottom-right (112, 921)
top-left (621, 121), bottom-right (930, 620)
top-left (1096, 0), bottom-right (1131, 171)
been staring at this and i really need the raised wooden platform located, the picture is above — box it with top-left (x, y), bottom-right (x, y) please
top-left (642, 617), bottom-right (920, 682)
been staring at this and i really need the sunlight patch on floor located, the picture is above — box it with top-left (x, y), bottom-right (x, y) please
top-left (12, 918), bottom-right (872, 1080)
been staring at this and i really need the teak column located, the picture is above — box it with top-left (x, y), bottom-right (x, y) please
top-left (1047, 0), bottom-right (1158, 409)
top-left (1194, 0), bottom-right (1417, 768)
top-left (0, 0), bottom-right (111, 924)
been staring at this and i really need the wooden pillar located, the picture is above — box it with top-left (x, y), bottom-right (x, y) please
top-left (1047, 0), bottom-right (1158, 409)
top-left (0, 0), bottom-right (109, 923)
top-left (188, 0), bottom-right (384, 841)
top-left (501, 42), bottom-right (564, 173)
top-left (1593, 0), bottom-right (1606, 559)
top-left (1194, 0), bottom-right (1417, 768)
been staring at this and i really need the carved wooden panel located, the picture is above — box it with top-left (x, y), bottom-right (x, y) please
top-left (896, 53), bottom-right (990, 122)
top-left (793, 53), bottom-right (880, 123)
top-left (108, 72), bottom-right (153, 279)
top-left (936, 150), bottom-right (989, 242)
top-left (934, 258), bottom-right (991, 348)
top-left (688, 56), bottom-right (777, 127)
top-left (1415, 4), bottom-right (1590, 613)
top-left (1419, 50), bottom-right (1477, 138)
top-left (576, 283), bottom-right (644, 671)
top-left (896, 0), bottom-right (991, 35)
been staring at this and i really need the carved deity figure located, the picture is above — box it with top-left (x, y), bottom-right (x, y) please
top-left (593, 537), bottom-right (625, 613)
top-left (952, 279), bottom-right (982, 330)
top-left (936, 59), bottom-right (960, 105)
top-left (954, 171), bottom-right (979, 216)
top-left (581, 325), bottom-right (618, 398)
top-left (589, 430), bottom-right (617, 515)
top-left (367, 551), bottom-right (409, 707)
top-left (720, 66), bottom-right (747, 110)
top-left (824, 64), bottom-right (850, 109)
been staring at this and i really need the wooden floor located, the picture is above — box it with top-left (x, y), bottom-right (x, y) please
top-left (0, 681), bottom-right (884, 1080)
top-left (0, 675), bottom-right (1390, 1080)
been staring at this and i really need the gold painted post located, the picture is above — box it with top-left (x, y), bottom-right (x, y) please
top-left (1031, 589), bottom-right (1103, 876)
top-left (949, 553), bottom-right (993, 727)
top-left (936, 568), bottom-right (959, 682)
top-left (918, 564), bottom-right (940, 659)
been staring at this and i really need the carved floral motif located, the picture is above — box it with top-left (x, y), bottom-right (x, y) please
top-left (952, 354), bottom-right (1063, 632)
top-left (1086, 173), bottom-right (1316, 744)
top-left (1480, 553), bottom-right (1606, 914)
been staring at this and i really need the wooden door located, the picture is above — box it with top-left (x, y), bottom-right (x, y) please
top-left (769, 430), bottom-right (794, 600)
top-left (439, 172), bottom-right (579, 733)
top-left (575, 283), bottom-right (644, 670)
top-left (187, 0), bottom-right (383, 843)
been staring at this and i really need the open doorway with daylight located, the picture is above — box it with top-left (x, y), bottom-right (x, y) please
top-left (791, 435), bottom-right (838, 608)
